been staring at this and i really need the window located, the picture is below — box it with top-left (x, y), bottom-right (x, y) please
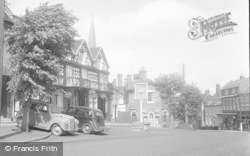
top-left (232, 98), bottom-right (236, 110)
top-left (81, 69), bottom-right (87, 79)
top-left (149, 113), bottom-right (154, 125)
top-left (143, 116), bottom-right (148, 122)
top-left (225, 99), bottom-right (229, 110)
top-left (148, 92), bottom-right (154, 103)
top-left (225, 90), bottom-right (228, 96)
top-left (232, 88), bottom-right (235, 94)
top-left (155, 116), bottom-right (160, 125)
top-left (66, 65), bottom-right (80, 86)
top-left (229, 98), bottom-right (232, 110)
top-left (221, 90), bottom-right (225, 96)
top-left (241, 95), bottom-right (245, 102)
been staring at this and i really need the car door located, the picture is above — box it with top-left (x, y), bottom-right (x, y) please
top-left (74, 108), bottom-right (85, 125)
top-left (36, 104), bottom-right (50, 129)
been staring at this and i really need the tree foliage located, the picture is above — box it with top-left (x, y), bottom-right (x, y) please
top-left (154, 73), bottom-right (185, 114)
top-left (176, 83), bottom-right (203, 123)
top-left (4, 3), bottom-right (78, 99)
top-left (154, 73), bottom-right (203, 124)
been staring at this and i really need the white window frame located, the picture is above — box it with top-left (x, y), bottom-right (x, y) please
top-left (147, 90), bottom-right (154, 103)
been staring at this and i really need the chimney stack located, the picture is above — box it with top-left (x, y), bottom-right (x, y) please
top-left (139, 67), bottom-right (147, 80)
top-left (205, 90), bottom-right (210, 95)
top-left (216, 83), bottom-right (221, 96)
top-left (112, 79), bottom-right (117, 88)
top-left (240, 75), bottom-right (245, 80)
top-left (117, 74), bottom-right (123, 87)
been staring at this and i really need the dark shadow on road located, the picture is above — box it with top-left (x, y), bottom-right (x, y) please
top-left (0, 128), bottom-right (22, 140)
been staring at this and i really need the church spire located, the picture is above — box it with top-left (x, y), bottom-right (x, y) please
top-left (88, 13), bottom-right (96, 48)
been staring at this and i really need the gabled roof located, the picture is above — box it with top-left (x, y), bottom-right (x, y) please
top-left (90, 47), bottom-right (101, 60)
top-left (4, 6), bottom-right (14, 23)
top-left (4, 11), bottom-right (12, 23)
top-left (71, 39), bottom-right (94, 63)
top-left (73, 39), bottom-right (84, 53)
top-left (222, 77), bottom-right (249, 94)
top-left (90, 47), bottom-right (110, 68)
top-left (221, 80), bottom-right (241, 90)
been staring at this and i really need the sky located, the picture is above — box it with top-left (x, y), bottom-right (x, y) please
top-left (7, 0), bottom-right (249, 95)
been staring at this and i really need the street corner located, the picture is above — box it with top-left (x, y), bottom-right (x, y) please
top-left (0, 125), bottom-right (22, 140)
top-left (0, 126), bottom-right (52, 142)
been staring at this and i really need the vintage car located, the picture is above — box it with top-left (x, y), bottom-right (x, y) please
top-left (15, 101), bottom-right (79, 136)
top-left (62, 106), bottom-right (109, 134)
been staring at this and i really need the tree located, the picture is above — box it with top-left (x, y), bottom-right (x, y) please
top-left (154, 73), bottom-right (185, 118)
top-left (4, 3), bottom-right (78, 131)
top-left (154, 73), bottom-right (203, 125)
top-left (176, 83), bottom-right (203, 124)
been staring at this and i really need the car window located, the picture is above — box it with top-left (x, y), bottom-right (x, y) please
top-left (96, 111), bottom-right (104, 118)
top-left (50, 105), bottom-right (62, 113)
top-left (42, 105), bottom-right (48, 111)
top-left (67, 108), bottom-right (75, 113)
top-left (78, 109), bottom-right (92, 117)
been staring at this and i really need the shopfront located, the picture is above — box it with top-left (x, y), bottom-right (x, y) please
top-left (217, 113), bottom-right (237, 130)
top-left (217, 112), bottom-right (250, 131)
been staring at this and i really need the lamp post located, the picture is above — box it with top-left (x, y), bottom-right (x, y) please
top-left (201, 102), bottom-right (204, 127)
top-left (236, 98), bottom-right (242, 131)
top-left (0, 0), bottom-right (5, 124)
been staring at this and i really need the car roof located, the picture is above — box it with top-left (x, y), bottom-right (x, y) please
top-left (30, 100), bottom-right (57, 106)
top-left (69, 106), bottom-right (102, 112)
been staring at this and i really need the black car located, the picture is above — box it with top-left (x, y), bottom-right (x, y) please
top-left (62, 106), bottom-right (109, 134)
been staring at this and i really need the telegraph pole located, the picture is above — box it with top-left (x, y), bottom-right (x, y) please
top-left (0, 0), bottom-right (5, 124)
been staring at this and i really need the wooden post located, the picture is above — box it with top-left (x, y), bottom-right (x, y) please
top-left (140, 99), bottom-right (143, 122)
top-left (0, 0), bottom-right (5, 123)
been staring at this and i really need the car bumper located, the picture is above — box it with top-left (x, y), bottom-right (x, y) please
top-left (95, 126), bottom-right (110, 132)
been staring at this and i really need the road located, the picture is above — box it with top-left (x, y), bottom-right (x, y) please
top-left (39, 125), bottom-right (250, 156)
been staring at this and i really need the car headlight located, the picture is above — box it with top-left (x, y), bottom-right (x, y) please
top-left (75, 119), bottom-right (79, 125)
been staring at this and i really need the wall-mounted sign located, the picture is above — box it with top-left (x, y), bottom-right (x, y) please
top-left (89, 89), bottom-right (97, 98)
top-left (64, 91), bottom-right (72, 98)
top-left (134, 83), bottom-right (148, 100)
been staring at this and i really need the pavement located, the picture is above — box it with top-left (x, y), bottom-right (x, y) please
top-left (0, 117), bottom-right (51, 142)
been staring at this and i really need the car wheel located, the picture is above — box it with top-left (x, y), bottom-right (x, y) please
top-left (17, 117), bottom-right (23, 127)
top-left (51, 124), bottom-right (64, 136)
top-left (82, 123), bottom-right (93, 134)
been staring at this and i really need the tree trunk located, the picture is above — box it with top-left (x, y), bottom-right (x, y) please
top-left (21, 100), bottom-right (31, 132)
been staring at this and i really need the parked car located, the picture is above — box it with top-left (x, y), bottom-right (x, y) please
top-left (15, 101), bottom-right (79, 136)
top-left (62, 106), bottom-right (109, 134)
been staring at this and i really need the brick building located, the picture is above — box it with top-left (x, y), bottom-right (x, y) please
top-left (112, 68), bottom-right (171, 127)
top-left (203, 84), bottom-right (222, 127)
top-left (218, 76), bottom-right (250, 130)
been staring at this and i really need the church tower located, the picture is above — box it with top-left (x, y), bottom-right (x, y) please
top-left (88, 14), bottom-right (96, 48)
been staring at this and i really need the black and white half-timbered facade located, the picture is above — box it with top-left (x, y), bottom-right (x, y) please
top-left (54, 39), bottom-right (112, 119)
